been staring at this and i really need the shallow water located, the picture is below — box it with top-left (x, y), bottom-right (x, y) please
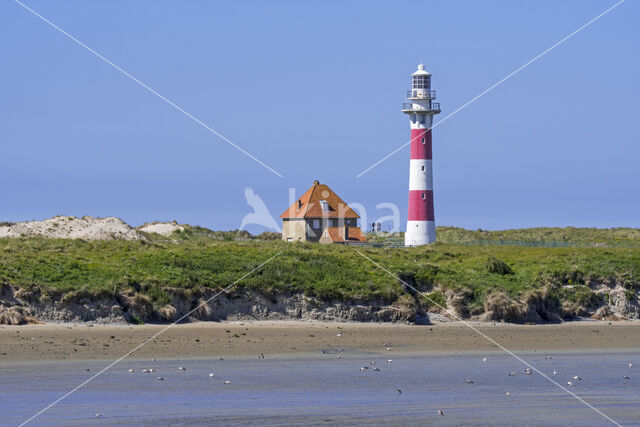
top-left (1, 352), bottom-right (639, 426)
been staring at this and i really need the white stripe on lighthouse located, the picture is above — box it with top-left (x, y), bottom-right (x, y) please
top-left (409, 159), bottom-right (433, 191)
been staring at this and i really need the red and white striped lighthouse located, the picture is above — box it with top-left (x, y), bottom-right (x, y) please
top-left (402, 64), bottom-right (441, 246)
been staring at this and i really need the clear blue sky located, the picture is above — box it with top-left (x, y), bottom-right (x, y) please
top-left (2, 0), bottom-right (638, 233)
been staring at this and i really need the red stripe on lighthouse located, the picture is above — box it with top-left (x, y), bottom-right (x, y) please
top-left (410, 129), bottom-right (432, 160)
top-left (408, 190), bottom-right (434, 221)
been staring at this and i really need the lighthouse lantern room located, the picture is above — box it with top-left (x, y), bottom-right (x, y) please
top-left (402, 64), bottom-right (441, 246)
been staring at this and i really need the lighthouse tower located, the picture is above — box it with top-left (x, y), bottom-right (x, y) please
top-left (402, 64), bottom-right (441, 246)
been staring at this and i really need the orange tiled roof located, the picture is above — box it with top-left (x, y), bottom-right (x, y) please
top-left (280, 181), bottom-right (360, 219)
top-left (324, 227), bottom-right (367, 243)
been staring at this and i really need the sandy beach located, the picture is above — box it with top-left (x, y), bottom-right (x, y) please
top-left (1, 320), bottom-right (639, 363)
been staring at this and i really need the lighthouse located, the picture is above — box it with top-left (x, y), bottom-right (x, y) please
top-left (402, 64), bottom-right (441, 246)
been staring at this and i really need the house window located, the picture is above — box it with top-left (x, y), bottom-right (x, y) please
top-left (312, 219), bottom-right (320, 229)
top-left (422, 137), bottom-right (425, 144)
top-left (421, 165), bottom-right (425, 171)
top-left (287, 238), bottom-right (292, 242)
top-left (421, 193), bottom-right (426, 200)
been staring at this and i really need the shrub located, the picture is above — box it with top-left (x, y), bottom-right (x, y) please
top-left (485, 256), bottom-right (513, 275)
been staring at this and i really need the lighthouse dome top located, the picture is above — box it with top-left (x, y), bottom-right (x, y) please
top-left (412, 64), bottom-right (431, 76)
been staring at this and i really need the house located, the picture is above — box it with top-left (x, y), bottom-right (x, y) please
top-left (280, 180), bottom-right (367, 243)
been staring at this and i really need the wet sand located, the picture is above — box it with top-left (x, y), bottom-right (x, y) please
top-left (1, 320), bottom-right (639, 362)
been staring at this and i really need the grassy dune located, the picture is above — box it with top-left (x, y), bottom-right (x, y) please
top-left (1, 226), bottom-right (639, 320)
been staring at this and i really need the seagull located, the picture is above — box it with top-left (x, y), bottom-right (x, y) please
top-left (128, 369), bottom-right (135, 373)
top-left (397, 388), bottom-right (402, 394)
top-left (623, 376), bottom-right (630, 380)
top-left (573, 376), bottom-right (582, 381)
top-left (209, 373), bottom-right (215, 378)
top-left (545, 356), bottom-right (553, 360)
top-left (152, 358), bottom-right (156, 362)
top-left (94, 413), bottom-right (102, 418)
top-left (224, 380), bottom-right (232, 385)
top-left (337, 355), bottom-right (341, 359)
top-left (466, 379), bottom-right (474, 384)
top-left (149, 368), bottom-right (155, 373)
top-left (336, 333), bottom-right (343, 337)
top-left (567, 381), bottom-right (574, 386)
top-left (178, 367), bottom-right (186, 371)
top-left (553, 371), bottom-right (557, 375)
top-left (387, 359), bottom-right (393, 363)
top-left (360, 367), bottom-right (368, 371)
top-left (524, 368), bottom-right (532, 375)
top-left (373, 367), bottom-right (381, 372)
top-left (629, 363), bottom-right (633, 368)
top-left (505, 392), bottom-right (511, 397)
top-left (508, 372), bottom-right (518, 377)
top-left (142, 369), bottom-right (149, 373)
top-left (437, 409), bottom-right (444, 416)
top-left (386, 348), bottom-right (392, 352)
top-left (370, 361), bottom-right (376, 365)
top-left (482, 357), bottom-right (487, 362)
top-left (157, 377), bottom-right (164, 381)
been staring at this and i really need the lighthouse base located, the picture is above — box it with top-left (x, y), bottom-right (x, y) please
top-left (405, 221), bottom-right (436, 246)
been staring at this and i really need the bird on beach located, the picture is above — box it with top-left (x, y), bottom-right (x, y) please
top-left (466, 379), bottom-right (474, 384)
top-left (336, 333), bottom-right (343, 337)
top-left (437, 409), bottom-right (444, 416)
top-left (209, 373), bottom-right (215, 378)
top-left (573, 376), bottom-right (582, 381)
top-left (128, 369), bottom-right (135, 373)
top-left (224, 380), bottom-right (232, 385)
top-left (482, 357), bottom-right (487, 362)
top-left (178, 367), bottom-right (186, 371)
top-left (370, 361), bottom-right (376, 365)
top-left (360, 367), bottom-right (369, 371)
top-left (508, 372), bottom-right (518, 377)
top-left (373, 367), bottom-right (381, 372)
top-left (85, 368), bottom-right (90, 372)
top-left (505, 392), bottom-right (511, 397)
top-left (397, 388), bottom-right (402, 394)
top-left (553, 371), bottom-right (557, 375)
top-left (629, 363), bottom-right (633, 368)
top-left (149, 368), bottom-right (155, 373)
top-left (217, 357), bottom-right (224, 361)
top-left (142, 369), bottom-right (149, 373)
top-left (567, 381), bottom-right (574, 386)
top-left (152, 358), bottom-right (156, 362)
top-left (623, 376), bottom-right (630, 380)
top-left (524, 368), bottom-right (532, 375)
top-left (387, 359), bottom-right (393, 363)
top-left (157, 377), bottom-right (164, 381)
top-left (94, 413), bottom-right (102, 418)
top-left (545, 356), bottom-right (552, 360)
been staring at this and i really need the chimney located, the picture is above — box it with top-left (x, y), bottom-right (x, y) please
top-left (313, 180), bottom-right (319, 185)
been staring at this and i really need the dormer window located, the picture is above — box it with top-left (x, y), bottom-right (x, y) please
top-left (319, 200), bottom-right (329, 212)
top-left (297, 200), bottom-right (302, 209)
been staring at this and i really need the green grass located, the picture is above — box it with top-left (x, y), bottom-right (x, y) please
top-left (1, 230), bottom-right (639, 313)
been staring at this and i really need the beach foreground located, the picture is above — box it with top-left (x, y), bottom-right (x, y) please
top-left (1, 320), bottom-right (639, 362)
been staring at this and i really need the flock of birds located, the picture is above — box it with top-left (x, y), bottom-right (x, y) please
top-left (123, 360), bottom-right (233, 385)
top-left (89, 338), bottom-right (635, 420)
